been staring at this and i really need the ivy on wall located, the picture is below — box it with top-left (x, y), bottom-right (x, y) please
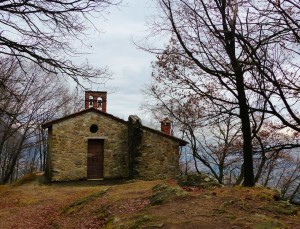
top-left (128, 115), bottom-right (143, 179)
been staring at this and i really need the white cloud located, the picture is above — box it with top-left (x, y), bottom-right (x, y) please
top-left (79, 0), bottom-right (157, 126)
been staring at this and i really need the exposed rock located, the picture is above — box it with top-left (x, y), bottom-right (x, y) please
top-left (150, 184), bottom-right (188, 205)
top-left (177, 173), bottom-right (221, 189)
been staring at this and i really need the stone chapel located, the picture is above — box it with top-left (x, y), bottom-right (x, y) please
top-left (42, 91), bottom-right (187, 181)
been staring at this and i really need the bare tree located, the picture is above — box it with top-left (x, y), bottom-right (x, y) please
top-left (274, 153), bottom-right (300, 203)
top-left (144, 56), bottom-right (300, 194)
top-left (143, 0), bottom-right (300, 187)
top-left (266, 0), bottom-right (300, 42)
top-left (238, 1), bottom-right (300, 135)
top-left (0, 58), bottom-right (80, 184)
top-left (0, 0), bottom-right (120, 83)
top-left (145, 0), bottom-right (263, 186)
top-left (143, 76), bottom-right (244, 184)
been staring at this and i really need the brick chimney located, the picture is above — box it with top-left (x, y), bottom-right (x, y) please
top-left (161, 117), bottom-right (172, 135)
top-left (85, 91), bottom-right (107, 112)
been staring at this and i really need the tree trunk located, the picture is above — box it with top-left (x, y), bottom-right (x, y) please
top-left (236, 72), bottom-right (255, 187)
top-left (289, 182), bottom-right (300, 203)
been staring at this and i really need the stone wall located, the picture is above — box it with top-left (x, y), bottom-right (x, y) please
top-left (136, 128), bottom-right (180, 180)
top-left (48, 111), bottom-right (128, 181)
top-left (46, 110), bottom-right (182, 181)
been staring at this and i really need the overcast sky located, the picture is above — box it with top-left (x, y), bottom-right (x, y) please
top-left (79, 0), bottom-right (159, 125)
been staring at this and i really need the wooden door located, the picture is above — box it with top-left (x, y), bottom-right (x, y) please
top-left (87, 139), bottom-right (104, 179)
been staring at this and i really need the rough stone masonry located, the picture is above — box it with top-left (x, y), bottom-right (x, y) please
top-left (42, 92), bottom-right (187, 181)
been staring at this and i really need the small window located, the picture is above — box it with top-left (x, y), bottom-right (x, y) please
top-left (89, 96), bottom-right (93, 108)
top-left (90, 124), bottom-right (98, 133)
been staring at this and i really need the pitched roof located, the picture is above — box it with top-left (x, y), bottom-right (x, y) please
top-left (41, 108), bottom-right (127, 128)
top-left (42, 108), bottom-right (188, 146)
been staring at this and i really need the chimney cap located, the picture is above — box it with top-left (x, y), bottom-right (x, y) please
top-left (161, 117), bottom-right (172, 124)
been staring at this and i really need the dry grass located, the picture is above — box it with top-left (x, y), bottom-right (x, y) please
top-left (0, 174), bottom-right (299, 228)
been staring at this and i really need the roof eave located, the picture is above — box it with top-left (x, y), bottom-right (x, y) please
top-left (41, 108), bottom-right (188, 146)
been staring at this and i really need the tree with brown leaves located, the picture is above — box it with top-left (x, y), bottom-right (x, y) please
top-left (144, 0), bottom-right (300, 187)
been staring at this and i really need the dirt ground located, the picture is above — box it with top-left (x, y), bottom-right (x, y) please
top-left (0, 177), bottom-right (299, 228)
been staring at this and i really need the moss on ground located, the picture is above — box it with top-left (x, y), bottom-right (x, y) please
top-left (94, 204), bottom-right (115, 227)
top-left (150, 184), bottom-right (188, 205)
top-left (129, 214), bottom-right (153, 229)
top-left (265, 201), bottom-right (299, 216)
top-left (253, 221), bottom-right (282, 229)
top-left (63, 188), bottom-right (108, 214)
top-left (1, 179), bottom-right (300, 228)
top-left (252, 214), bottom-right (283, 229)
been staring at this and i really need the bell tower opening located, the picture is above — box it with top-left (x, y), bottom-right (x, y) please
top-left (89, 96), bottom-right (94, 108)
top-left (85, 91), bottom-right (107, 112)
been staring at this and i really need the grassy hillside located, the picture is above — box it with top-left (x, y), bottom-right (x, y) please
top-left (0, 174), bottom-right (299, 228)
